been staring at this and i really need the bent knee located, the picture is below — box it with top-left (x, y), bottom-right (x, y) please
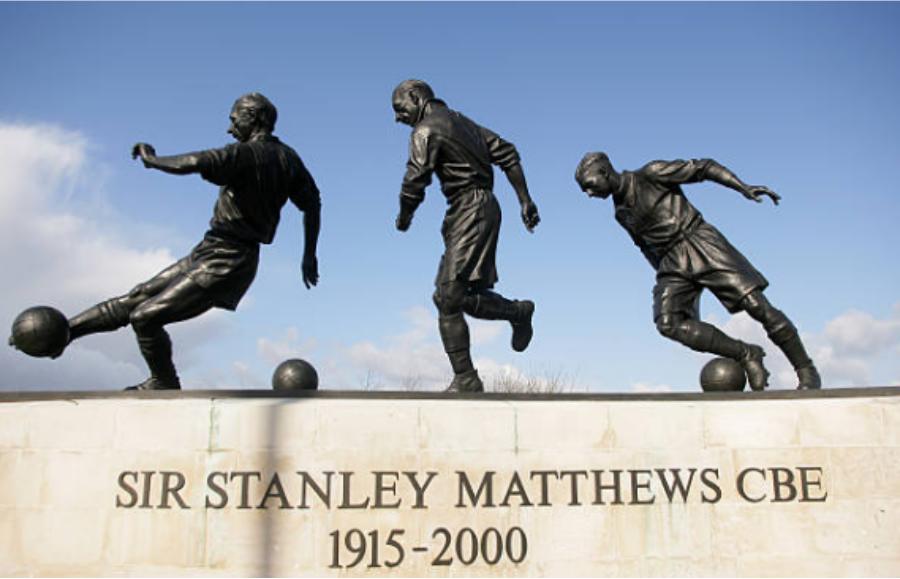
top-left (433, 286), bottom-right (466, 315)
top-left (434, 296), bottom-right (465, 315)
top-left (740, 291), bottom-right (790, 329)
top-left (128, 282), bottom-right (148, 300)
top-left (739, 290), bottom-right (770, 318)
top-left (129, 305), bottom-right (161, 331)
top-left (656, 315), bottom-right (682, 340)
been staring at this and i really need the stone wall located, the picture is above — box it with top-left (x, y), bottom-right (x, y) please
top-left (1, 389), bottom-right (898, 576)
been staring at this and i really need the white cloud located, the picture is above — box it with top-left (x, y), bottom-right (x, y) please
top-left (707, 303), bottom-right (900, 389)
top-left (257, 327), bottom-right (319, 366)
top-left (253, 301), bottom-right (900, 393)
top-left (251, 305), bottom-right (544, 392)
top-left (810, 305), bottom-right (900, 386)
top-left (0, 124), bottom-right (173, 308)
top-left (822, 309), bottom-right (900, 357)
top-left (232, 361), bottom-right (268, 390)
top-left (187, 359), bottom-right (268, 391)
top-left (0, 122), bottom-right (226, 391)
top-left (342, 306), bottom-right (451, 390)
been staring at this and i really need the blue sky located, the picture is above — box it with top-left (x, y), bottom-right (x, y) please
top-left (1, 2), bottom-right (898, 392)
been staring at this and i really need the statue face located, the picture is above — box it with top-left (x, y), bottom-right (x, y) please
top-left (227, 103), bottom-right (257, 142)
top-left (579, 167), bottom-right (616, 199)
top-left (392, 91), bottom-right (422, 126)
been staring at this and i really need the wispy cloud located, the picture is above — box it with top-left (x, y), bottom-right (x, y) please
top-left (0, 122), bottom-right (227, 391)
top-left (251, 306), bottom-right (537, 391)
top-left (258, 327), bottom-right (319, 367)
top-left (822, 306), bottom-right (900, 357)
top-left (709, 303), bottom-right (900, 388)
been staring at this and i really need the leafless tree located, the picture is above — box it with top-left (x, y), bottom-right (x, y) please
top-left (490, 368), bottom-right (577, 394)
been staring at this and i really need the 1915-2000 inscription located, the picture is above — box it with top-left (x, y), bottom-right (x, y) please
top-left (114, 466), bottom-right (827, 570)
top-left (327, 527), bottom-right (527, 569)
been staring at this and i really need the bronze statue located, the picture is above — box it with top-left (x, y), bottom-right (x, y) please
top-left (575, 153), bottom-right (820, 391)
top-left (392, 80), bottom-right (540, 392)
top-left (10, 93), bottom-right (322, 390)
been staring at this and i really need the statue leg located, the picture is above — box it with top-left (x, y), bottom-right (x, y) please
top-left (655, 273), bottom-right (770, 390)
top-left (68, 259), bottom-right (189, 341)
top-left (656, 313), bottom-right (749, 358)
top-left (126, 274), bottom-right (215, 390)
top-left (656, 313), bottom-right (770, 391)
top-left (740, 290), bottom-right (821, 390)
top-left (463, 289), bottom-right (535, 352)
top-left (433, 281), bottom-right (483, 392)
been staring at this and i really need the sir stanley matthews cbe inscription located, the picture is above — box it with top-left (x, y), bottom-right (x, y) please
top-left (115, 465), bottom-right (828, 570)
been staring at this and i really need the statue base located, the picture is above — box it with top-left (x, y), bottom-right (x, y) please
top-left (1, 387), bottom-right (898, 576)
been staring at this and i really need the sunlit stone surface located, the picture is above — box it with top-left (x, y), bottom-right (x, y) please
top-left (0, 388), bottom-right (897, 576)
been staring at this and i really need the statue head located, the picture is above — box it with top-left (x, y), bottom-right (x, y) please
top-left (392, 79), bottom-right (435, 126)
top-left (575, 152), bottom-right (619, 199)
top-left (228, 92), bottom-right (278, 142)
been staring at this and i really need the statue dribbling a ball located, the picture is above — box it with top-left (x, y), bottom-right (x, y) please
top-left (9, 93), bottom-right (322, 390)
top-left (575, 153), bottom-right (821, 391)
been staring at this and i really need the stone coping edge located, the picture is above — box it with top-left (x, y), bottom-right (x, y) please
top-left (0, 386), bottom-right (897, 404)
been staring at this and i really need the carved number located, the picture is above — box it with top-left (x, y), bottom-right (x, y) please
top-left (481, 527), bottom-right (503, 565)
top-left (331, 527), bottom-right (526, 568)
top-left (431, 527), bottom-right (528, 566)
top-left (329, 529), bottom-right (406, 569)
top-left (431, 528), bottom-right (453, 566)
top-left (384, 529), bottom-right (406, 568)
top-left (507, 527), bottom-right (527, 564)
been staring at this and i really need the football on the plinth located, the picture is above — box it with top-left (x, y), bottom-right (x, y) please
top-left (700, 357), bottom-right (747, 392)
top-left (272, 358), bottom-right (319, 391)
top-left (9, 306), bottom-right (70, 358)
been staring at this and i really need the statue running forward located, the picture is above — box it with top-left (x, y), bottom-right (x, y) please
top-left (392, 80), bottom-right (541, 392)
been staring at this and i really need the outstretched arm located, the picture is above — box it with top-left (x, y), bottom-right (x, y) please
top-left (703, 159), bottom-right (781, 205)
top-left (647, 159), bottom-right (780, 205)
top-left (132, 143), bottom-right (203, 176)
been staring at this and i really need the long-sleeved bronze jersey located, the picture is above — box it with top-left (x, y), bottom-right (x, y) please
top-left (400, 100), bottom-right (520, 207)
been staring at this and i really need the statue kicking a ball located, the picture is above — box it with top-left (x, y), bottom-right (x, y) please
top-left (392, 80), bottom-right (541, 393)
top-left (575, 153), bottom-right (821, 391)
top-left (9, 93), bottom-right (322, 391)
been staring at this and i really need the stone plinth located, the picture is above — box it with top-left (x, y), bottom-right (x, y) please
top-left (1, 388), bottom-right (898, 576)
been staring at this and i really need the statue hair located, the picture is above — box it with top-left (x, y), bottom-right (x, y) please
top-left (393, 79), bottom-right (435, 101)
top-left (575, 152), bottom-right (613, 183)
top-left (236, 92), bottom-right (278, 132)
